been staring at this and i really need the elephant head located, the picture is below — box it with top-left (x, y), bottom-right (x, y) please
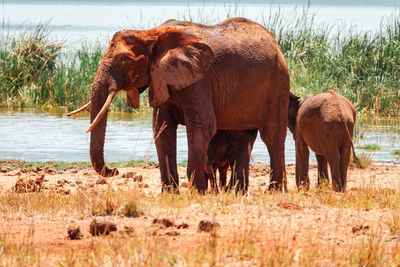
top-left (67, 27), bottom-right (214, 177)
top-left (288, 92), bottom-right (300, 135)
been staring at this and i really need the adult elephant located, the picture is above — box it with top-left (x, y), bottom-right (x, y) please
top-left (68, 18), bottom-right (290, 193)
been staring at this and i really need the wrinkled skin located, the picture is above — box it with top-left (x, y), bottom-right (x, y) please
top-left (75, 17), bottom-right (290, 193)
top-left (288, 90), bottom-right (359, 192)
top-left (206, 129), bottom-right (258, 193)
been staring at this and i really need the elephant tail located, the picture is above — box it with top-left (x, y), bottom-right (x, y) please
top-left (344, 123), bottom-right (363, 169)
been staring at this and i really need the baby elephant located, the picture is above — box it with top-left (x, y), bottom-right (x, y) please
top-left (206, 129), bottom-right (258, 193)
top-left (288, 90), bottom-right (361, 192)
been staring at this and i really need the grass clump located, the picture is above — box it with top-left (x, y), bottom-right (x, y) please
top-left (122, 200), bottom-right (143, 217)
top-left (390, 150), bottom-right (400, 158)
top-left (386, 210), bottom-right (400, 235)
top-left (350, 152), bottom-right (372, 168)
top-left (0, 24), bottom-right (62, 109)
top-left (264, 8), bottom-right (400, 116)
top-left (356, 144), bottom-right (382, 151)
top-left (0, 234), bottom-right (40, 266)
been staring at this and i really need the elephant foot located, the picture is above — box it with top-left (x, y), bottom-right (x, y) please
top-left (100, 166), bottom-right (119, 177)
top-left (296, 180), bottom-right (310, 192)
top-left (317, 178), bottom-right (330, 188)
top-left (332, 185), bottom-right (346, 193)
top-left (162, 185), bottom-right (180, 194)
top-left (190, 178), bottom-right (207, 194)
top-left (268, 181), bottom-right (285, 192)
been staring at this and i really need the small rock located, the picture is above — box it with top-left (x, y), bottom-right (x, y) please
top-left (176, 222), bottom-right (189, 229)
top-left (198, 219), bottom-right (220, 232)
top-left (352, 225), bottom-right (369, 234)
top-left (124, 225), bottom-right (135, 235)
top-left (14, 176), bottom-right (44, 193)
top-left (138, 183), bottom-right (149, 188)
top-left (122, 171), bottom-right (136, 178)
top-left (89, 218), bottom-right (117, 236)
top-left (152, 217), bottom-right (175, 228)
top-left (96, 177), bottom-right (108, 185)
top-left (165, 230), bottom-right (180, 236)
top-left (277, 202), bottom-right (303, 211)
top-left (31, 166), bottom-right (41, 173)
top-left (57, 179), bottom-right (69, 186)
top-left (0, 166), bottom-right (9, 173)
top-left (58, 189), bottom-right (71, 195)
top-left (67, 225), bottom-right (83, 240)
top-left (143, 163), bottom-right (159, 169)
top-left (133, 175), bottom-right (143, 182)
top-left (181, 182), bottom-right (189, 188)
top-left (46, 168), bottom-right (57, 175)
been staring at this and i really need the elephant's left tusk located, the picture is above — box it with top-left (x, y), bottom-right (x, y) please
top-left (66, 101), bottom-right (91, 116)
top-left (86, 91), bottom-right (116, 134)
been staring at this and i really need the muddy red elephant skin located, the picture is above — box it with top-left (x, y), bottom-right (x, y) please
top-left (288, 90), bottom-right (360, 192)
top-left (69, 17), bottom-right (290, 193)
top-left (206, 129), bottom-right (258, 193)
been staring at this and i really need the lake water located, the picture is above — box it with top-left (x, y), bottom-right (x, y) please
top-left (1, 1), bottom-right (399, 165)
top-left (1, 0), bottom-right (399, 47)
top-left (0, 110), bottom-right (399, 166)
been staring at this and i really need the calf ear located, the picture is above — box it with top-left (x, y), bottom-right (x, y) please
top-left (289, 92), bottom-right (300, 102)
top-left (150, 34), bottom-right (214, 106)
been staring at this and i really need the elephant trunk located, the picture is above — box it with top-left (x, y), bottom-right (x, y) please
top-left (89, 73), bottom-right (119, 177)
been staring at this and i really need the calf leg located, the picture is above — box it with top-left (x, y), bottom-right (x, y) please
top-left (339, 142), bottom-right (352, 192)
top-left (316, 154), bottom-right (329, 186)
top-left (295, 133), bottom-right (310, 191)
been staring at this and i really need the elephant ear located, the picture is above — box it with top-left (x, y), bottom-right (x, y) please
top-left (150, 33), bottom-right (214, 106)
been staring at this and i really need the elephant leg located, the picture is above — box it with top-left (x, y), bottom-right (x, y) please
top-left (181, 86), bottom-right (217, 193)
top-left (325, 149), bottom-right (341, 192)
top-left (233, 152), bottom-right (251, 194)
top-left (218, 162), bottom-right (229, 190)
top-left (316, 154), bottom-right (329, 186)
top-left (205, 170), bottom-right (218, 193)
top-left (260, 103), bottom-right (288, 191)
top-left (295, 134), bottom-right (310, 191)
top-left (234, 165), bottom-right (249, 194)
top-left (226, 163), bottom-right (236, 192)
top-left (185, 124), bottom-right (216, 192)
top-left (339, 142), bottom-right (352, 192)
top-left (153, 107), bottom-right (179, 193)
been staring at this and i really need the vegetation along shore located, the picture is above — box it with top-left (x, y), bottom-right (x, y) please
top-left (1, 9), bottom-right (399, 116)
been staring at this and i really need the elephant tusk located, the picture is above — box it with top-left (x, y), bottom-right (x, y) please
top-left (86, 91), bottom-right (116, 134)
top-left (66, 101), bottom-right (91, 116)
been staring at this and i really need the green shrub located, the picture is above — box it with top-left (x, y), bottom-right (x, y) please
top-left (356, 144), bottom-right (381, 151)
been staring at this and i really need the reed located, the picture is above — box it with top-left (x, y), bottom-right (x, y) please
top-left (264, 7), bottom-right (400, 116)
top-left (0, 8), bottom-right (399, 116)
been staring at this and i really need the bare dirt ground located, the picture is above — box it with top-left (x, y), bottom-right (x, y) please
top-left (1, 162), bottom-right (400, 265)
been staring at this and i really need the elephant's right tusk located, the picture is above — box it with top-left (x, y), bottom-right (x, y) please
top-left (86, 91), bottom-right (116, 134)
top-left (66, 102), bottom-right (91, 116)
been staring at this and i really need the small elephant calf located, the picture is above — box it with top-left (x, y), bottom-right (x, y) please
top-left (206, 129), bottom-right (258, 193)
top-left (288, 90), bottom-right (361, 192)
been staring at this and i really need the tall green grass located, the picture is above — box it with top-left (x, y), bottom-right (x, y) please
top-left (0, 24), bottom-right (149, 114)
top-left (264, 8), bottom-right (400, 115)
top-left (0, 8), bottom-right (399, 115)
